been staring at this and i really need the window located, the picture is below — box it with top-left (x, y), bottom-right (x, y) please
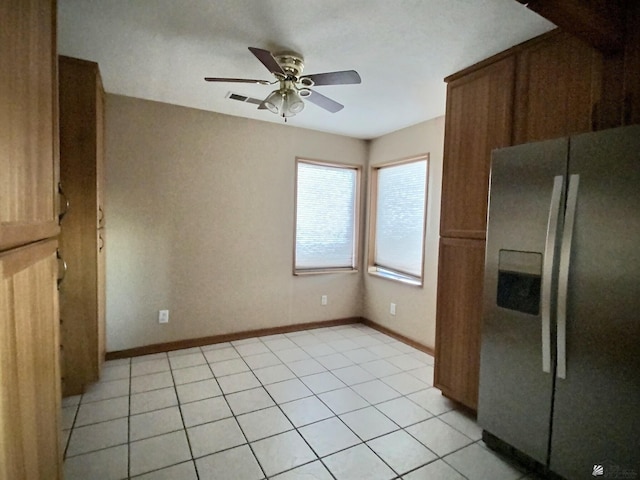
top-left (294, 159), bottom-right (360, 273)
top-left (369, 156), bottom-right (428, 285)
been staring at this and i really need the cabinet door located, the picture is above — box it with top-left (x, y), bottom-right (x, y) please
top-left (624, 2), bottom-right (640, 125)
top-left (0, 240), bottom-right (61, 480)
top-left (0, 0), bottom-right (59, 251)
top-left (440, 56), bottom-right (515, 239)
top-left (514, 31), bottom-right (602, 144)
top-left (434, 238), bottom-right (486, 410)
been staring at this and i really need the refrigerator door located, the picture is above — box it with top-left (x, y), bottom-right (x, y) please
top-left (478, 138), bottom-right (568, 464)
top-left (550, 125), bottom-right (640, 479)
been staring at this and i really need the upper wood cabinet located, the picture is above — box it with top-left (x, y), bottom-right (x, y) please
top-left (0, 0), bottom-right (60, 252)
top-left (0, 240), bottom-right (61, 480)
top-left (440, 56), bottom-right (515, 240)
top-left (513, 31), bottom-right (602, 144)
top-left (59, 56), bottom-right (106, 396)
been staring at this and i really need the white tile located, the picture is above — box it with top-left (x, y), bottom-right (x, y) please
top-left (237, 406), bottom-right (294, 441)
top-left (75, 396), bottom-right (129, 426)
top-left (253, 364), bottom-right (296, 385)
top-left (62, 405), bottom-right (78, 430)
top-left (197, 445), bottom-right (264, 480)
top-left (251, 430), bottom-right (317, 477)
top-left (403, 459), bottom-right (467, 480)
top-left (181, 396), bottom-right (232, 427)
top-left (204, 347), bottom-right (240, 363)
top-left (313, 330), bottom-right (345, 342)
top-left (130, 371), bottom-right (173, 394)
top-left (130, 406), bottom-right (184, 441)
top-left (64, 444), bottom-right (127, 480)
top-left (315, 353), bottom-right (354, 370)
top-left (209, 358), bottom-right (250, 377)
top-left (265, 378), bottom-right (313, 404)
top-left (375, 396), bottom-right (432, 427)
top-left (387, 341), bottom-right (417, 354)
top-left (62, 394), bottom-right (82, 408)
top-left (270, 460), bottom-right (332, 480)
top-left (323, 444), bottom-right (396, 480)
top-left (133, 461), bottom-right (198, 480)
top-left (407, 365), bottom-right (434, 386)
top-left (298, 417), bottom-right (360, 457)
top-left (339, 406), bottom-right (398, 441)
top-left (226, 387), bottom-right (275, 415)
top-left (332, 365), bottom-right (375, 386)
top-left (406, 417), bottom-right (474, 457)
top-left (280, 396), bottom-right (334, 427)
top-left (360, 359), bottom-right (402, 378)
top-left (386, 354), bottom-right (427, 371)
top-left (130, 430), bottom-right (192, 476)
top-left (263, 337), bottom-right (297, 351)
top-left (131, 358), bottom-right (171, 377)
top-left (176, 378), bottom-right (222, 404)
top-left (100, 364), bottom-right (131, 382)
top-left (439, 409), bottom-right (483, 441)
top-left (444, 443), bottom-right (524, 480)
top-left (367, 430), bottom-right (437, 475)
top-left (169, 352), bottom-right (207, 370)
top-left (167, 346), bottom-right (203, 357)
top-left (290, 333), bottom-right (320, 347)
top-left (131, 353), bottom-right (167, 363)
top-left (380, 372), bottom-right (428, 395)
top-left (286, 358), bottom-right (326, 377)
top-left (82, 378), bottom-right (129, 402)
top-left (201, 342), bottom-right (232, 351)
top-left (66, 417), bottom-right (128, 456)
top-left (188, 417), bottom-right (246, 458)
top-left (235, 341), bottom-right (270, 357)
top-left (243, 351), bottom-right (282, 369)
top-left (130, 387), bottom-right (178, 415)
top-left (232, 337), bottom-right (261, 346)
top-left (172, 364), bottom-right (214, 385)
top-left (408, 387), bottom-right (457, 415)
top-left (275, 346), bottom-right (310, 363)
top-left (217, 371), bottom-right (261, 394)
top-left (411, 350), bottom-right (435, 365)
top-left (300, 371), bottom-right (346, 394)
top-left (318, 387), bottom-right (368, 415)
top-left (303, 343), bottom-right (337, 357)
top-left (351, 379), bottom-right (401, 404)
top-left (351, 335), bottom-right (384, 348)
top-left (342, 348), bottom-right (379, 364)
top-left (328, 339), bottom-right (360, 352)
top-left (367, 344), bottom-right (404, 359)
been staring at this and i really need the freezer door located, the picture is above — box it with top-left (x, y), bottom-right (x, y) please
top-left (478, 137), bottom-right (568, 464)
top-left (550, 125), bottom-right (640, 479)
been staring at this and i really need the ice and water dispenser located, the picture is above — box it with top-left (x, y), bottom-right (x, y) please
top-left (496, 250), bottom-right (542, 315)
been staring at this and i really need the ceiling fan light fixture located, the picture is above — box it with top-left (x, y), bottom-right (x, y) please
top-left (264, 89), bottom-right (285, 114)
top-left (283, 89), bottom-right (305, 117)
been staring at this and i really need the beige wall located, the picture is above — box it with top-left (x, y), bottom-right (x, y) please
top-left (105, 95), bottom-right (368, 351)
top-left (363, 117), bottom-right (445, 349)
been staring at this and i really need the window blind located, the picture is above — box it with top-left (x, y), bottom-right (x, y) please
top-left (295, 162), bottom-right (357, 270)
top-left (374, 160), bottom-right (427, 278)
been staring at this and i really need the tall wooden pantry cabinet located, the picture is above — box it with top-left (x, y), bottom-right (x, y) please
top-left (0, 0), bottom-right (63, 478)
top-left (58, 55), bottom-right (107, 396)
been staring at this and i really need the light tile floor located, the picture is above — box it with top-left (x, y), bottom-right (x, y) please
top-left (61, 324), bottom-right (536, 479)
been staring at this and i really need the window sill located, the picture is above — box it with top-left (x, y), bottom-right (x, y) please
top-left (294, 267), bottom-right (359, 276)
top-left (367, 267), bottom-right (422, 286)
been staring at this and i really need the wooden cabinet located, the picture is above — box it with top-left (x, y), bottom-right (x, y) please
top-left (0, 240), bottom-right (61, 480)
top-left (434, 238), bottom-right (485, 410)
top-left (440, 56), bottom-right (515, 239)
top-left (0, 0), bottom-right (60, 251)
top-left (59, 56), bottom-right (106, 396)
top-left (513, 31), bottom-right (602, 144)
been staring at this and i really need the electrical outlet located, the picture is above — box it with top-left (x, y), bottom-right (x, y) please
top-left (321, 295), bottom-right (328, 306)
top-left (158, 309), bottom-right (169, 324)
top-left (390, 303), bottom-right (396, 315)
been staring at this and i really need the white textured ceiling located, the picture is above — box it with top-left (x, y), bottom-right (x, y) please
top-left (58, 0), bottom-right (554, 139)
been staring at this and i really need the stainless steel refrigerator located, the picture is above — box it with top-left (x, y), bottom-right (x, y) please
top-left (478, 125), bottom-right (640, 480)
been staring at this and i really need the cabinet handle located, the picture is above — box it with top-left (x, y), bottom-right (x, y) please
top-left (58, 183), bottom-right (70, 221)
top-left (541, 176), bottom-right (563, 374)
top-left (99, 234), bottom-right (104, 252)
top-left (56, 249), bottom-right (67, 289)
top-left (98, 206), bottom-right (104, 227)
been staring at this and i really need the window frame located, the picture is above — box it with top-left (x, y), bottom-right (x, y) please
top-left (293, 157), bottom-right (362, 275)
top-left (367, 154), bottom-right (429, 286)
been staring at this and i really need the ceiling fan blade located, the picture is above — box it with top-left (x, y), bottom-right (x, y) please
top-left (204, 77), bottom-right (271, 85)
top-left (306, 90), bottom-right (344, 113)
top-left (248, 47), bottom-right (284, 75)
top-left (301, 70), bottom-right (361, 86)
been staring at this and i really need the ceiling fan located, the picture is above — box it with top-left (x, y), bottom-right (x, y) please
top-left (205, 47), bottom-right (361, 119)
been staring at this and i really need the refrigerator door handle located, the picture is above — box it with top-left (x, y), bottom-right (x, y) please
top-left (556, 174), bottom-right (579, 379)
top-left (541, 175), bottom-right (564, 373)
